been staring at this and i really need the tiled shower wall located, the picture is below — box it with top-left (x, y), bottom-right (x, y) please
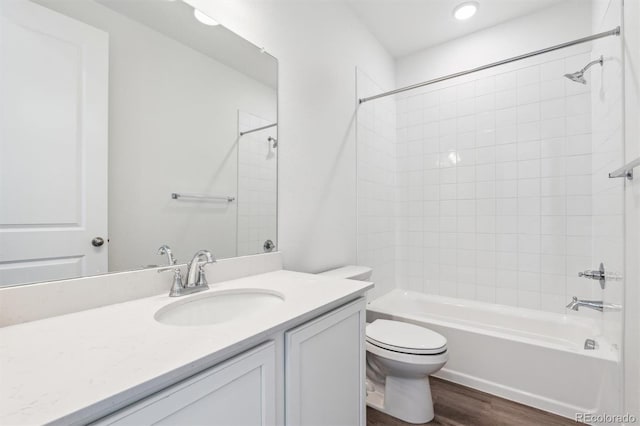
top-left (394, 48), bottom-right (599, 313)
top-left (237, 111), bottom-right (278, 256)
top-left (357, 69), bottom-right (396, 299)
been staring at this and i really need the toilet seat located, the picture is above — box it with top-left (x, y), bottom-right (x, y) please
top-left (366, 320), bottom-right (447, 355)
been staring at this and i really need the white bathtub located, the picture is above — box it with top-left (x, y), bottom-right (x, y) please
top-left (366, 289), bottom-right (620, 420)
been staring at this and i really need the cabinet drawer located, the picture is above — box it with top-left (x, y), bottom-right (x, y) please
top-left (95, 341), bottom-right (276, 426)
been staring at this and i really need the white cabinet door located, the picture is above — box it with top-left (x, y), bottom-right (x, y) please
top-left (285, 298), bottom-right (366, 426)
top-left (0, 0), bottom-right (109, 287)
top-left (96, 342), bottom-right (276, 426)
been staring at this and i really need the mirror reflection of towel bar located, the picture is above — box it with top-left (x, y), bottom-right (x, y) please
top-left (171, 193), bottom-right (235, 202)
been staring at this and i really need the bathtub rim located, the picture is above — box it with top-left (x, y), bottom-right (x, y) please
top-left (367, 289), bottom-right (618, 362)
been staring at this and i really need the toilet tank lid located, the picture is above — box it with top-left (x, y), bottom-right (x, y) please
top-left (366, 319), bottom-right (447, 352)
top-left (318, 265), bottom-right (372, 281)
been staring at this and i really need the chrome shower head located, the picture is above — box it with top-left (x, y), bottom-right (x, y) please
top-left (564, 55), bottom-right (603, 85)
top-left (564, 70), bottom-right (587, 84)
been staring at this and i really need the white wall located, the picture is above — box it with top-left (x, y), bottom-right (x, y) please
top-left (356, 69), bottom-right (397, 299)
top-left (187, 0), bottom-right (396, 273)
top-left (622, 0), bottom-right (640, 420)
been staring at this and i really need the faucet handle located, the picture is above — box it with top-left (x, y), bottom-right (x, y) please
top-left (159, 267), bottom-right (185, 297)
top-left (196, 263), bottom-right (209, 286)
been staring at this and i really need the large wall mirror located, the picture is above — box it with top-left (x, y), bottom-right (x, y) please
top-left (0, 0), bottom-right (278, 287)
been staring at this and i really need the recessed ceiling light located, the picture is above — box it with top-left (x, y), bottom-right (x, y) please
top-left (453, 2), bottom-right (478, 21)
top-left (194, 9), bottom-right (219, 26)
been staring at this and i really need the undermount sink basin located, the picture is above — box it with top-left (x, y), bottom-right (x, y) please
top-left (154, 289), bottom-right (285, 326)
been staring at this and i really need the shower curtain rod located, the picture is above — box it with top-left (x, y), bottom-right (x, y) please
top-left (359, 26), bottom-right (621, 104)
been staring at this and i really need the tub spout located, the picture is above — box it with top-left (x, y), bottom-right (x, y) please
top-left (566, 296), bottom-right (621, 312)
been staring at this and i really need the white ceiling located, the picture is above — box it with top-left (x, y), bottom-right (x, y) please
top-left (346, 0), bottom-right (566, 57)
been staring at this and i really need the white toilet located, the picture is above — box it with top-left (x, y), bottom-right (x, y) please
top-left (319, 266), bottom-right (448, 424)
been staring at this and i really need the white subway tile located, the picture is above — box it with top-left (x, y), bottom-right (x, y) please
top-left (496, 108), bottom-right (517, 127)
top-left (496, 180), bottom-right (518, 198)
top-left (517, 66), bottom-right (541, 86)
top-left (518, 215), bottom-right (541, 235)
top-left (541, 157), bottom-right (566, 177)
top-left (518, 103), bottom-right (541, 123)
top-left (566, 134), bottom-right (590, 156)
top-left (495, 126), bottom-right (518, 145)
top-left (541, 177), bottom-right (566, 197)
top-left (476, 111), bottom-right (495, 132)
top-left (518, 159), bottom-right (540, 179)
top-left (566, 175), bottom-right (591, 195)
top-left (496, 270), bottom-right (519, 288)
top-left (517, 83), bottom-right (540, 104)
top-left (475, 164), bottom-right (495, 181)
top-left (476, 129), bottom-right (496, 147)
top-left (517, 141), bottom-right (541, 160)
top-left (457, 131), bottom-right (476, 149)
top-left (541, 137), bottom-right (566, 158)
top-left (518, 122), bottom-right (541, 142)
top-left (540, 59), bottom-right (565, 82)
top-left (566, 114), bottom-right (591, 135)
top-left (476, 199), bottom-right (496, 216)
top-left (475, 181), bottom-right (496, 199)
top-left (496, 161), bottom-right (518, 180)
top-left (495, 89), bottom-right (517, 109)
top-left (496, 215), bottom-right (518, 233)
top-left (496, 288), bottom-right (519, 306)
top-left (518, 179), bottom-right (541, 197)
top-left (540, 118), bottom-right (565, 138)
top-left (476, 77), bottom-right (495, 96)
top-left (518, 271), bottom-right (541, 291)
top-left (495, 72), bottom-right (517, 91)
top-left (496, 234), bottom-right (518, 251)
top-left (518, 291), bottom-right (540, 309)
top-left (496, 144), bottom-right (517, 162)
top-left (540, 79), bottom-right (565, 101)
top-left (542, 216), bottom-right (566, 235)
top-left (475, 92), bottom-right (495, 113)
top-left (541, 98), bottom-right (565, 120)
top-left (566, 216), bottom-right (592, 236)
top-left (565, 154), bottom-right (591, 176)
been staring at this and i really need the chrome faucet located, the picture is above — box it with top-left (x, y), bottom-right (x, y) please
top-left (158, 247), bottom-right (216, 297)
top-left (566, 296), bottom-right (622, 312)
top-left (186, 250), bottom-right (216, 288)
top-left (157, 245), bottom-right (177, 266)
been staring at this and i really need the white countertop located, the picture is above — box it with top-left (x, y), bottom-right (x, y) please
top-left (0, 270), bottom-right (372, 425)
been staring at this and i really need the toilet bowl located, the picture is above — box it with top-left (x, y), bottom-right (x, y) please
top-left (318, 266), bottom-right (449, 424)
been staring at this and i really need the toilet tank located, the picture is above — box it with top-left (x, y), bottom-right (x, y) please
top-left (318, 265), bottom-right (373, 281)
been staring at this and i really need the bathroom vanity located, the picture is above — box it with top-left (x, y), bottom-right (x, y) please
top-left (0, 255), bottom-right (373, 425)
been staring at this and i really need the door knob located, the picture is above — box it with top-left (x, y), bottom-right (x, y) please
top-left (92, 237), bottom-right (105, 247)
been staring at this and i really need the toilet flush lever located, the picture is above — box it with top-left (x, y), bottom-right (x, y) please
top-left (578, 262), bottom-right (606, 289)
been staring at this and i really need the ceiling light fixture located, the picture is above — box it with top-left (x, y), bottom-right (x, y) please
top-left (194, 9), bottom-right (219, 26)
top-left (453, 2), bottom-right (478, 21)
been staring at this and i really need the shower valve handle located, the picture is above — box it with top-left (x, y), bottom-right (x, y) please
top-left (578, 263), bottom-right (606, 289)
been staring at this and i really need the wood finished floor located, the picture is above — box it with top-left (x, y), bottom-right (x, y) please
top-left (366, 377), bottom-right (578, 426)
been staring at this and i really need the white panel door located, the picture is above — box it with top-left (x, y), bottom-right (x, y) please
top-left (285, 298), bottom-right (366, 426)
top-left (94, 341), bottom-right (277, 426)
top-left (0, 0), bottom-right (108, 286)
